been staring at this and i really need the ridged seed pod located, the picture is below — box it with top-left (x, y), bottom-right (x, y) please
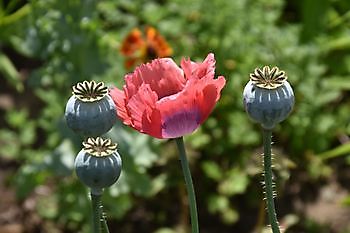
top-left (74, 137), bottom-right (122, 195)
top-left (243, 66), bottom-right (294, 129)
top-left (65, 81), bottom-right (117, 137)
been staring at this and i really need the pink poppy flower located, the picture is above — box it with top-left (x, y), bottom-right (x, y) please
top-left (110, 53), bottom-right (226, 139)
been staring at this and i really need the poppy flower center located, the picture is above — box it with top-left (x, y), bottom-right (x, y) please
top-left (161, 109), bottom-right (201, 138)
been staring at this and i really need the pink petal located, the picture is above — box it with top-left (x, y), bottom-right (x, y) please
top-left (156, 74), bottom-right (226, 138)
top-left (124, 83), bottom-right (163, 138)
top-left (124, 73), bottom-right (142, 100)
top-left (142, 108), bottom-right (162, 138)
top-left (161, 109), bottom-right (201, 138)
top-left (125, 58), bottom-right (186, 100)
top-left (156, 80), bottom-right (202, 138)
top-left (197, 76), bottom-right (226, 124)
top-left (181, 58), bottom-right (197, 80)
top-left (126, 84), bottom-right (158, 131)
top-left (109, 87), bottom-right (133, 126)
top-left (181, 53), bottom-right (216, 80)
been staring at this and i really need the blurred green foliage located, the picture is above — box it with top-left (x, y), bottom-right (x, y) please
top-left (1, 0), bottom-right (350, 232)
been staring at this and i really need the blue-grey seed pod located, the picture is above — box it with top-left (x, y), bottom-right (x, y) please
top-left (65, 81), bottom-right (117, 137)
top-left (75, 137), bottom-right (122, 195)
top-left (243, 66), bottom-right (294, 129)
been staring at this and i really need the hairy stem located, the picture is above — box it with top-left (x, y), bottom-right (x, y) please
top-left (101, 208), bottom-right (110, 233)
top-left (91, 193), bottom-right (102, 233)
top-left (175, 137), bottom-right (199, 233)
top-left (263, 129), bottom-right (280, 233)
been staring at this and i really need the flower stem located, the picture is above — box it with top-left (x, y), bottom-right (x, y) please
top-left (91, 193), bottom-right (102, 233)
top-left (175, 137), bottom-right (199, 233)
top-left (101, 209), bottom-right (110, 233)
top-left (262, 129), bottom-right (280, 233)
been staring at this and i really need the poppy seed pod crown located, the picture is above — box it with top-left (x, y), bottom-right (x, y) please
top-left (65, 81), bottom-right (117, 137)
top-left (74, 137), bottom-right (122, 195)
top-left (243, 66), bottom-right (294, 129)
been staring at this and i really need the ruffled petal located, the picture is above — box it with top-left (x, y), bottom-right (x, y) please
top-left (142, 108), bottom-right (162, 138)
top-left (125, 58), bottom-right (185, 99)
top-left (124, 72), bottom-right (143, 100)
top-left (197, 75), bottom-right (226, 124)
top-left (180, 58), bottom-right (196, 80)
top-left (125, 83), bottom-right (159, 132)
top-left (181, 53), bottom-right (216, 80)
top-left (109, 87), bottom-right (133, 126)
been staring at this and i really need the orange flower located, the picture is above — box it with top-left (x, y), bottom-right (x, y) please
top-left (120, 26), bottom-right (173, 69)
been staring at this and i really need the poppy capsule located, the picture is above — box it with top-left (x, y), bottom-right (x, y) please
top-left (74, 137), bottom-right (122, 195)
top-left (243, 66), bottom-right (294, 129)
top-left (65, 81), bottom-right (117, 137)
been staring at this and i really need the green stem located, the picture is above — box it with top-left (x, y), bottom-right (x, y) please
top-left (175, 137), bottom-right (199, 233)
top-left (101, 208), bottom-right (110, 233)
top-left (91, 193), bottom-right (102, 233)
top-left (262, 129), bottom-right (280, 233)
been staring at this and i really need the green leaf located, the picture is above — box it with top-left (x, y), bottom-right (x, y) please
top-left (150, 174), bottom-right (168, 195)
top-left (44, 139), bottom-right (75, 177)
top-left (0, 53), bottom-right (23, 92)
top-left (0, 4), bottom-right (30, 27)
top-left (14, 164), bottom-right (48, 199)
top-left (207, 195), bottom-right (239, 224)
top-left (103, 194), bottom-right (133, 219)
top-left (324, 36), bottom-right (350, 52)
top-left (19, 121), bottom-right (36, 146)
top-left (221, 208), bottom-right (239, 224)
top-left (317, 142), bottom-right (350, 160)
top-left (341, 195), bottom-right (350, 206)
top-left (322, 76), bottom-right (350, 90)
top-left (154, 229), bottom-right (177, 233)
top-left (5, 108), bottom-right (28, 128)
top-left (202, 161), bottom-right (223, 181)
top-left (208, 195), bottom-right (229, 213)
top-left (0, 129), bottom-right (20, 159)
top-left (218, 168), bottom-right (249, 196)
top-left (300, 0), bottom-right (330, 41)
top-left (36, 194), bottom-right (59, 219)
